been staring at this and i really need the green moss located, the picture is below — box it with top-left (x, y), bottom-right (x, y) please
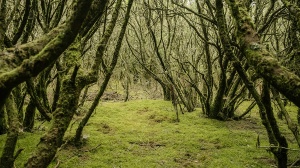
top-left (2, 100), bottom-right (299, 167)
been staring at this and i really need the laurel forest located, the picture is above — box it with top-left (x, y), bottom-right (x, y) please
top-left (1, 0), bottom-right (300, 167)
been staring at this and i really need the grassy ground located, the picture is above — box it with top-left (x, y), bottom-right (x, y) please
top-left (1, 99), bottom-right (300, 167)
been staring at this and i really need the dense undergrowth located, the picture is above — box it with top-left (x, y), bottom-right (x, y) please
top-left (1, 99), bottom-right (300, 167)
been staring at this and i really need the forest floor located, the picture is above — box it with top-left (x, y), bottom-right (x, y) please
top-left (2, 98), bottom-right (300, 168)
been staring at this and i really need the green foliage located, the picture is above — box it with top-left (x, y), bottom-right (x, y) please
top-left (2, 100), bottom-right (298, 167)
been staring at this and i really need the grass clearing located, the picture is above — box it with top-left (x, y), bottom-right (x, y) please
top-left (1, 99), bottom-right (299, 167)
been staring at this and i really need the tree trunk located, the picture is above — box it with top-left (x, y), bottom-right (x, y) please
top-left (0, 95), bottom-right (20, 168)
top-left (262, 81), bottom-right (288, 168)
top-left (25, 69), bottom-right (83, 168)
top-left (23, 99), bottom-right (36, 132)
top-left (74, 0), bottom-right (133, 145)
top-left (215, 2), bottom-right (284, 166)
top-left (272, 87), bottom-right (300, 147)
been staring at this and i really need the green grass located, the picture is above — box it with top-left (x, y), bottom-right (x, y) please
top-left (1, 100), bottom-right (300, 167)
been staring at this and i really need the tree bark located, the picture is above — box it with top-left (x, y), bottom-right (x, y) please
top-left (0, 95), bottom-right (20, 168)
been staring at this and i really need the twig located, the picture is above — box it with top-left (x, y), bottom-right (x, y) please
top-left (54, 159), bottom-right (60, 168)
top-left (290, 158), bottom-right (300, 167)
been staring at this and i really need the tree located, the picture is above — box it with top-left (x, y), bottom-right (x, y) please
top-left (0, 0), bottom-right (108, 167)
top-left (74, 0), bottom-right (134, 145)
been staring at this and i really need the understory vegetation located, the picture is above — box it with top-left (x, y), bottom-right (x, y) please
top-left (1, 98), bottom-right (299, 168)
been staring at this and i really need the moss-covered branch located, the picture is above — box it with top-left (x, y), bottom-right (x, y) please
top-left (0, 0), bottom-right (96, 110)
top-left (225, 0), bottom-right (300, 108)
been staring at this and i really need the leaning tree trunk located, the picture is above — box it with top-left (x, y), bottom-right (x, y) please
top-left (225, 0), bottom-right (300, 108)
top-left (219, 1), bottom-right (289, 167)
top-left (215, 1), bottom-right (286, 167)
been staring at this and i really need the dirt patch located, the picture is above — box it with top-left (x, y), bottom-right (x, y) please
top-left (129, 141), bottom-right (165, 148)
top-left (199, 138), bottom-right (225, 150)
top-left (226, 118), bottom-right (261, 130)
top-left (96, 123), bottom-right (112, 134)
top-left (148, 114), bottom-right (170, 123)
top-left (174, 152), bottom-right (201, 167)
top-left (253, 156), bottom-right (276, 166)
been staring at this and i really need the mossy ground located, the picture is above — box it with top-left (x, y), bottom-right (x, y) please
top-left (1, 99), bottom-right (300, 167)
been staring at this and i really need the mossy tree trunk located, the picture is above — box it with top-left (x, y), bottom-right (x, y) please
top-left (218, 1), bottom-right (289, 166)
top-left (51, 62), bottom-right (63, 112)
top-left (195, 1), bottom-right (214, 115)
top-left (0, 94), bottom-right (20, 168)
top-left (271, 87), bottom-right (300, 147)
top-left (215, 1), bottom-right (289, 167)
top-left (74, 0), bottom-right (134, 145)
top-left (26, 79), bottom-right (52, 121)
top-left (225, 0), bottom-right (300, 108)
top-left (25, 68), bottom-right (84, 167)
top-left (0, 0), bottom-right (6, 50)
top-left (24, 0), bottom-right (110, 165)
top-left (0, 0), bottom-right (95, 110)
top-left (209, 55), bottom-right (230, 119)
